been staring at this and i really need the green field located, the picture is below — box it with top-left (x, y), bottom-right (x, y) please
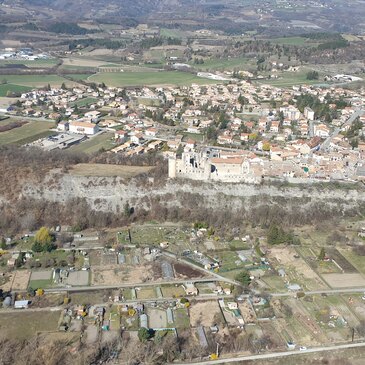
top-left (257, 71), bottom-right (322, 88)
top-left (182, 132), bottom-right (204, 142)
top-left (192, 57), bottom-right (250, 71)
top-left (28, 279), bottom-right (53, 289)
top-left (160, 28), bottom-right (185, 39)
top-left (0, 74), bottom-right (78, 87)
top-left (0, 311), bottom-right (61, 340)
top-left (0, 120), bottom-right (53, 145)
top-left (69, 131), bottom-right (115, 153)
top-left (0, 83), bottom-right (32, 96)
top-left (0, 59), bottom-right (58, 68)
top-left (70, 97), bottom-right (98, 107)
top-left (66, 73), bottom-right (94, 81)
top-left (89, 71), bottom-right (219, 87)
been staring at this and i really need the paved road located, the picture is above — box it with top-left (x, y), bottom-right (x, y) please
top-left (321, 109), bottom-right (363, 151)
top-left (172, 341), bottom-right (365, 365)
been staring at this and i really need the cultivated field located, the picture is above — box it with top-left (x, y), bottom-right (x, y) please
top-left (257, 70), bottom-right (322, 88)
top-left (0, 74), bottom-right (77, 87)
top-left (268, 247), bottom-right (328, 290)
top-left (0, 59), bottom-right (58, 68)
top-left (0, 120), bottom-right (53, 145)
top-left (191, 57), bottom-right (250, 71)
top-left (29, 270), bottom-right (53, 289)
top-left (68, 132), bottom-right (115, 153)
top-left (190, 300), bottom-right (221, 327)
top-left (322, 273), bottom-right (365, 288)
top-left (10, 270), bottom-right (31, 291)
top-left (91, 263), bottom-right (158, 286)
top-left (0, 311), bottom-right (61, 340)
top-left (69, 163), bottom-right (154, 178)
top-left (0, 270), bottom-right (31, 291)
top-left (0, 83), bottom-right (32, 96)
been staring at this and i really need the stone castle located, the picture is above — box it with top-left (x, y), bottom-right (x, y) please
top-left (168, 149), bottom-right (261, 183)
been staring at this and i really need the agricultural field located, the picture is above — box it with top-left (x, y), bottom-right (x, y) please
top-left (65, 74), bottom-right (93, 81)
top-left (338, 247), bottom-right (365, 274)
top-left (0, 83), bottom-right (32, 96)
top-left (191, 57), bottom-right (250, 71)
top-left (117, 224), bottom-right (189, 247)
top-left (189, 300), bottom-right (221, 327)
top-left (136, 287), bottom-right (156, 300)
top-left (267, 247), bottom-right (328, 291)
top-left (29, 270), bottom-right (53, 290)
top-left (0, 311), bottom-right (61, 340)
top-left (257, 70), bottom-right (323, 88)
top-left (89, 71), bottom-right (219, 87)
top-left (0, 59), bottom-right (59, 68)
top-left (68, 131), bottom-right (115, 153)
top-left (0, 120), bottom-right (53, 145)
top-left (160, 284), bottom-right (185, 298)
top-left (69, 163), bottom-right (154, 178)
top-left (213, 251), bottom-right (247, 272)
top-left (0, 74), bottom-right (77, 87)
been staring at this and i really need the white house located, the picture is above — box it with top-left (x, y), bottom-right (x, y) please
top-left (130, 133), bottom-right (144, 145)
top-left (84, 110), bottom-right (101, 123)
top-left (69, 121), bottom-right (99, 135)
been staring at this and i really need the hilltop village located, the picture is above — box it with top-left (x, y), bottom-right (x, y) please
top-left (8, 78), bottom-right (365, 184)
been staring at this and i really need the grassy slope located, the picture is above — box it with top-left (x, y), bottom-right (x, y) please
top-left (0, 120), bottom-right (53, 145)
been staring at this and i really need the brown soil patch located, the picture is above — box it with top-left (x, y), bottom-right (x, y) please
top-left (173, 263), bottom-right (206, 279)
top-left (91, 262), bottom-right (160, 285)
top-left (190, 300), bottom-right (221, 327)
top-left (11, 270), bottom-right (31, 291)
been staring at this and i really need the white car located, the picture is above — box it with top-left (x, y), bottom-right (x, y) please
top-left (299, 346), bottom-right (307, 351)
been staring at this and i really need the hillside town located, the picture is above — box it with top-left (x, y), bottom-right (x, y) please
top-left (6, 78), bottom-right (364, 184)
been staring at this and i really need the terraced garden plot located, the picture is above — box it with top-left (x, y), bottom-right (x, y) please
top-left (338, 248), bottom-right (365, 274)
top-left (326, 248), bottom-right (357, 273)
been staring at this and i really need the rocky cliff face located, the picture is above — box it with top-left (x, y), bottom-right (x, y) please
top-left (21, 170), bottom-right (365, 221)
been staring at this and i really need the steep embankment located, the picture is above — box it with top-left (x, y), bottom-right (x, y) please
top-left (21, 169), bottom-right (365, 226)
